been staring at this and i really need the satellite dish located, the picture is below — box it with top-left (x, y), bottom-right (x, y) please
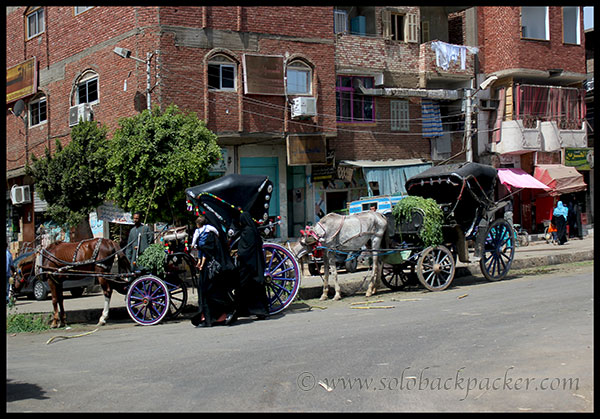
top-left (13, 100), bottom-right (25, 117)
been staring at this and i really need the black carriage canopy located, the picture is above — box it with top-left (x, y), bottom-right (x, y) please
top-left (405, 162), bottom-right (498, 232)
top-left (185, 174), bottom-right (273, 230)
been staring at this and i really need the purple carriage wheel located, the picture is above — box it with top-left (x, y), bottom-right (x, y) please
top-left (262, 243), bottom-right (301, 315)
top-left (126, 275), bottom-right (171, 326)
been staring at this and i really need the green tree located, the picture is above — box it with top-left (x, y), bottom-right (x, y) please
top-left (106, 105), bottom-right (221, 224)
top-left (26, 120), bottom-right (113, 232)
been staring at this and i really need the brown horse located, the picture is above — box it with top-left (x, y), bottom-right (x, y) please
top-left (39, 238), bottom-right (131, 328)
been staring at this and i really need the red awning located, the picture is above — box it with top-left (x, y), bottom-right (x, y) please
top-left (497, 168), bottom-right (551, 191)
top-left (533, 164), bottom-right (587, 196)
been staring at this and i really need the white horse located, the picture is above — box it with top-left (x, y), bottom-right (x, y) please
top-left (292, 211), bottom-right (389, 301)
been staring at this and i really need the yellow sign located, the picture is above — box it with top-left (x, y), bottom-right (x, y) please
top-left (6, 57), bottom-right (37, 103)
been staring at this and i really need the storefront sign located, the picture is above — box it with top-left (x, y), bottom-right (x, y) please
top-left (7, 57), bottom-right (37, 103)
top-left (310, 150), bottom-right (336, 182)
top-left (564, 147), bottom-right (593, 170)
top-left (287, 135), bottom-right (327, 165)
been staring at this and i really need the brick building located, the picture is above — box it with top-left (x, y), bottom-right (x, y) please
top-left (5, 6), bottom-right (590, 246)
top-left (461, 7), bottom-right (590, 233)
top-left (6, 6), bottom-right (337, 242)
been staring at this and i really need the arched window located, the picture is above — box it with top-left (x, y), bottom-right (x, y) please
top-left (208, 54), bottom-right (236, 91)
top-left (75, 71), bottom-right (99, 105)
top-left (29, 94), bottom-right (47, 127)
top-left (286, 61), bottom-right (312, 95)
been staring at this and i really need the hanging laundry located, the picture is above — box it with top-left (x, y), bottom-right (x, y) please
top-left (430, 41), bottom-right (477, 71)
top-left (421, 99), bottom-right (443, 138)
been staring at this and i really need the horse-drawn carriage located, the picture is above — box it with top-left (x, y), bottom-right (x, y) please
top-left (184, 174), bottom-right (301, 316)
top-left (381, 162), bottom-right (515, 292)
top-left (12, 174), bottom-right (301, 327)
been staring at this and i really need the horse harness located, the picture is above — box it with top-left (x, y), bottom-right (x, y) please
top-left (41, 238), bottom-right (113, 274)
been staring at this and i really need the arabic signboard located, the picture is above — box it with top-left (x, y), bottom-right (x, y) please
top-left (287, 135), bottom-right (327, 166)
top-left (6, 57), bottom-right (37, 104)
top-left (564, 147), bottom-right (593, 171)
top-left (96, 202), bottom-right (134, 225)
top-left (310, 150), bottom-right (336, 182)
top-left (243, 54), bottom-right (284, 95)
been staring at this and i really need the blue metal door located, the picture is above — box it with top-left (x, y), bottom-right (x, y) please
top-left (240, 157), bottom-right (279, 218)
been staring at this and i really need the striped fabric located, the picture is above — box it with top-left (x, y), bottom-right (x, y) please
top-left (421, 99), bottom-right (443, 138)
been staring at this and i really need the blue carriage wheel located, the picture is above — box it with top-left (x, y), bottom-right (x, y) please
top-left (126, 275), bottom-right (171, 326)
top-left (262, 243), bottom-right (301, 315)
top-left (479, 218), bottom-right (515, 282)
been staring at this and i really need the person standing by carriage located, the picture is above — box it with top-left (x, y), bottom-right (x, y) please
top-left (227, 211), bottom-right (270, 324)
top-left (191, 215), bottom-right (236, 327)
top-left (125, 212), bottom-right (154, 270)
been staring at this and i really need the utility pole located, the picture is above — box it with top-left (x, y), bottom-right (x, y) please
top-left (114, 47), bottom-right (159, 110)
top-left (465, 75), bottom-right (498, 163)
top-left (465, 86), bottom-right (473, 162)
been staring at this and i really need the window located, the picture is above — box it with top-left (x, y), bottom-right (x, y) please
top-left (26, 8), bottom-right (45, 39)
top-left (521, 7), bottom-right (549, 40)
top-left (336, 76), bottom-right (374, 123)
top-left (286, 61), bottom-right (312, 95)
top-left (29, 95), bottom-right (47, 127)
top-left (563, 7), bottom-right (581, 45)
top-left (74, 7), bottom-right (93, 15)
top-left (208, 54), bottom-right (236, 90)
top-left (382, 10), bottom-right (418, 43)
top-left (76, 72), bottom-right (99, 104)
top-left (334, 9), bottom-right (348, 34)
top-left (391, 100), bottom-right (409, 131)
top-left (421, 21), bottom-right (430, 43)
top-left (391, 13), bottom-right (405, 41)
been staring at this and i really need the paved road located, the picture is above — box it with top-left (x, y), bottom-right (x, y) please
top-left (6, 263), bottom-right (594, 412)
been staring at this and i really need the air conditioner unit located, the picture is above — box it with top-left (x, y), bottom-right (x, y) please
top-left (10, 185), bottom-right (32, 205)
top-left (479, 99), bottom-right (500, 110)
top-left (291, 97), bottom-right (317, 119)
top-left (69, 103), bottom-right (93, 127)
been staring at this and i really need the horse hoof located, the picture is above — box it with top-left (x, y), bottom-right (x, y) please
top-left (333, 295), bottom-right (342, 301)
top-left (97, 319), bottom-right (107, 326)
top-left (319, 295), bottom-right (328, 301)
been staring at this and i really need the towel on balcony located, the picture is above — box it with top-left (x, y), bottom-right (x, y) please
top-left (421, 99), bottom-right (443, 138)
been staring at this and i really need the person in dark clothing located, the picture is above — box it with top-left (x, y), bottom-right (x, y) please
top-left (552, 201), bottom-right (569, 245)
top-left (227, 212), bottom-right (270, 325)
top-left (190, 220), bottom-right (237, 327)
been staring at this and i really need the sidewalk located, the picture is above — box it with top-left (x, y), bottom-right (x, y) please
top-left (7, 229), bottom-right (594, 325)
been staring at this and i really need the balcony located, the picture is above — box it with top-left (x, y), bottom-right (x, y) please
top-left (491, 120), bottom-right (588, 155)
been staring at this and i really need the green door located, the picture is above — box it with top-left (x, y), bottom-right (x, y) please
top-left (240, 157), bottom-right (279, 218)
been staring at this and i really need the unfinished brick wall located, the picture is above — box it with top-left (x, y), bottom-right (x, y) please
top-left (478, 6), bottom-right (586, 75)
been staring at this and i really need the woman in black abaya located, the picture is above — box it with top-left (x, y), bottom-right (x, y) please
top-left (228, 212), bottom-right (269, 324)
top-left (191, 219), bottom-right (237, 327)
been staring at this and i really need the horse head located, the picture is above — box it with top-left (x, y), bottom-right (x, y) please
top-left (11, 252), bottom-right (36, 293)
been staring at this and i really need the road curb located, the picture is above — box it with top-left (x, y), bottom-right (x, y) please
top-left (297, 248), bottom-right (594, 301)
top-left (11, 248), bottom-right (594, 325)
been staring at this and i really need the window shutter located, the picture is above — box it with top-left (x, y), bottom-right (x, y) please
top-left (381, 9), bottom-right (391, 39)
top-left (391, 100), bottom-right (409, 131)
top-left (334, 9), bottom-right (348, 34)
top-left (405, 13), bottom-right (418, 43)
top-left (421, 21), bottom-right (430, 43)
